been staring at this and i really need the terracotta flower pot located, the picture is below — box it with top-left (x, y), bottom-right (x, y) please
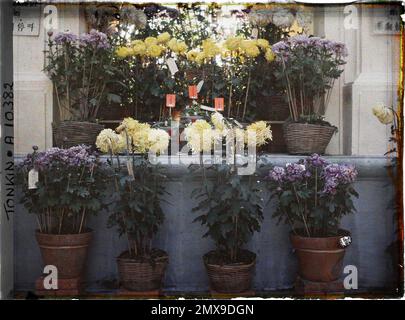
top-left (290, 230), bottom-right (350, 282)
top-left (35, 230), bottom-right (92, 279)
top-left (203, 250), bottom-right (256, 293)
top-left (117, 249), bottom-right (169, 291)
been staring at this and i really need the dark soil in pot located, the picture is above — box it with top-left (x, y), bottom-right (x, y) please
top-left (203, 249), bottom-right (256, 293)
top-left (117, 248), bottom-right (169, 292)
top-left (290, 229), bottom-right (350, 282)
top-left (35, 229), bottom-right (93, 279)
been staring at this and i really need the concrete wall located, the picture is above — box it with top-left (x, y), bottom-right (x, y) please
top-left (13, 156), bottom-right (400, 294)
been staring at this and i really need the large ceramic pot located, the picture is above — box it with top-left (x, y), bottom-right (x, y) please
top-left (283, 122), bottom-right (336, 155)
top-left (35, 230), bottom-right (92, 279)
top-left (117, 249), bottom-right (169, 291)
top-left (52, 121), bottom-right (104, 148)
top-left (203, 250), bottom-right (256, 293)
top-left (290, 230), bottom-right (351, 282)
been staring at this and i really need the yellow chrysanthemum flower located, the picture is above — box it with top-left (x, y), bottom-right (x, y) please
top-left (195, 52), bottom-right (206, 65)
top-left (132, 42), bottom-right (146, 56)
top-left (245, 121), bottom-right (272, 147)
top-left (144, 36), bottom-right (158, 47)
top-left (224, 36), bottom-right (243, 51)
top-left (186, 50), bottom-right (199, 62)
top-left (115, 46), bottom-right (132, 58)
top-left (146, 44), bottom-right (164, 58)
top-left (131, 39), bottom-right (144, 46)
top-left (265, 48), bottom-right (276, 62)
top-left (176, 42), bottom-right (188, 54)
top-left (256, 38), bottom-right (270, 50)
top-left (241, 40), bottom-right (260, 58)
top-left (157, 32), bottom-right (171, 44)
top-left (202, 39), bottom-right (222, 58)
top-left (167, 38), bottom-right (188, 54)
top-left (118, 117), bottom-right (153, 153)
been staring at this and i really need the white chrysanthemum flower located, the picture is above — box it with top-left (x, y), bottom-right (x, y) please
top-left (248, 10), bottom-right (272, 27)
top-left (211, 112), bottom-right (225, 132)
top-left (372, 104), bottom-right (395, 125)
top-left (184, 120), bottom-right (215, 153)
top-left (245, 121), bottom-right (273, 147)
top-left (271, 8), bottom-right (295, 28)
top-left (148, 128), bottom-right (170, 154)
top-left (117, 117), bottom-right (152, 153)
top-left (96, 129), bottom-right (125, 154)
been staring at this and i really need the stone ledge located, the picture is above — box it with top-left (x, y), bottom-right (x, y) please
top-left (13, 154), bottom-right (393, 179)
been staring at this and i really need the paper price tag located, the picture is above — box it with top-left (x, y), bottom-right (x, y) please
top-left (251, 28), bottom-right (258, 39)
top-left (166, 94), bottom-right (176, 108)
top-left (167, 58), bottom-right (179, 75)
top-left (28, 169), bottom-right (39, 189)
top-left (214, 97), bottom-right (224, 111)
top-left (188, 85), bottom-right (198, 99)
top-left (197, 80), bottom-right (204, 93)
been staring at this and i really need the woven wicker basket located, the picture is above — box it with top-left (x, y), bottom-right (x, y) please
top-left (117, 250), bottom-right (169, 291)
top-left (52, 121), bottom-right (104, 148)
top-left (283, 122), bottom-right (336, 155)
top-left (203, 251), bottom-right (256, 293)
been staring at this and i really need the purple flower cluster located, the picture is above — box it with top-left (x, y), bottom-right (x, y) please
top-left (268, 162), bottom-right (308, 183)
top-left (268, 166), bottom-right (285, 182)
top-left (22, 145), bottom-right (97, 171)
top-left (79, 29), bottom-right (110, 49)
top-left (305, 153), bottom-right (327, 168)
top-left (54, 32), bottom-right (78, 45)
top-left (272, 35), bottom-right (348, 61)
top-left (267, 154), bottom-right (358, 195)
top-left (321, 163), bottom-right (358, 195)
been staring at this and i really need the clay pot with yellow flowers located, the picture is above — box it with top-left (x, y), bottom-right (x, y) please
top-left (96, 121), bottom-right (170, 292)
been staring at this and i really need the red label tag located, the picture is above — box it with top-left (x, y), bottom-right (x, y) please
top-left (166, 94), bottom-right (176, 108)
top-left (188, 85), bottom-right (198, 99)
top-left (214, 97), bottom-right (224, 111)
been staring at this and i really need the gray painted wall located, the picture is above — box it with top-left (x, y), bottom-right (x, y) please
top-left (13, 156), bottom-right (400, 294)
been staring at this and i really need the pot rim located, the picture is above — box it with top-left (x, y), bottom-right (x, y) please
top-left (290, 229), bottom-right (351, 240)
top-left (35, 228), bottom-right (93, 237)
top-left (116, 249), bottom-right (169, 263)
top-left (284, 121), bottom-right (337, 130)
top-left (55, 120), bottom-right (103, 125)
top-left (203, 249), bottom-right (256, 268)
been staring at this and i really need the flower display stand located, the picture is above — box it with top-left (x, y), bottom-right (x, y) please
top-left (294, 276), bottom-right (345, 296)
top-left (35, 276), bottom-right (84, 297)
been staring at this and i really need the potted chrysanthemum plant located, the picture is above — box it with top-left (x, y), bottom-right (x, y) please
top-left (45, 30), bottom-right (116, 148)
top-left (17, 145), bottom-right (108, 292)
top-left (187, 112), bottom-right (271, 293)
top-left (95, 118), bottom-right (170, 292)
top-left (271, 35), bottom-right (347, 154)
top-left (266, 154), bottom-right (358, 284)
